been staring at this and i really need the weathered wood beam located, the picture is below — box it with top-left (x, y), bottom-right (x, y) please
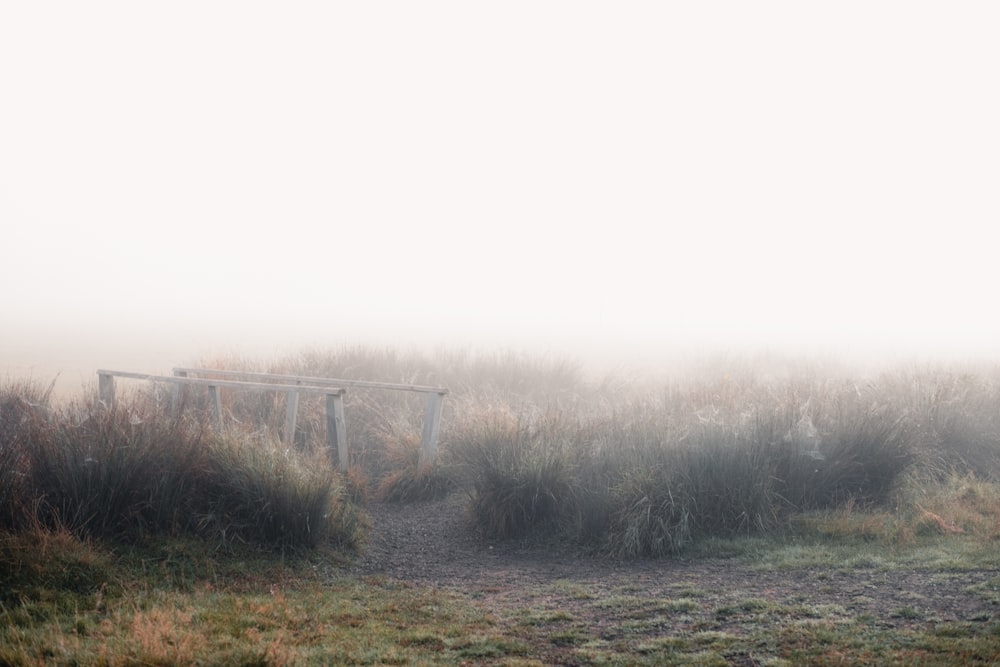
top-left (172, 367), bottom-right (448, 395)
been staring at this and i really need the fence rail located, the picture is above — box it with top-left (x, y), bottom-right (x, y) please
top-left (172, 367), bottom-right (448, 395)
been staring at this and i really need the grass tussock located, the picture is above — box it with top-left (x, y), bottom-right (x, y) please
top-left (444, 365), bottom-right (965, 556)
top-left (0, 379), bottom-right (54, 530)
top-left (451, 409), bottom-right (576, 540)
top-left (198, 433), bottom-right (362, 549)
top-left (0, 381), bottom-right (363, 552)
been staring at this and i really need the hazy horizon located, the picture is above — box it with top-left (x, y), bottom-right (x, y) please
top-left (3, 2), bottom-right (999, 397)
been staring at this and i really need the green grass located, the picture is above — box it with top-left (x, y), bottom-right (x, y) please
top-left (0, 536), bottom-right (506, 666)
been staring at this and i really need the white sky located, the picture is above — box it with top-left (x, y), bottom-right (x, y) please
top-left (2, 2), bottom-right (999, 392)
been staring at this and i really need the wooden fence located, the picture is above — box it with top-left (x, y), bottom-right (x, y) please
top-left (96, 368), bottom-right (448, 469)
top-left (172, 368), bottom-right (448, 468)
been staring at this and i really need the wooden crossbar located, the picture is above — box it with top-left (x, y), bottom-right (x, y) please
top-left (100, 370), bottom-right (346, 396)
top-left (171, 367), bottom-right (448, 395)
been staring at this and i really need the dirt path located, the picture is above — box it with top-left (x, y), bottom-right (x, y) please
top-left (352, 493), bottom-right (999, 663)
top-left (356, 492), bottom-right (613, 585)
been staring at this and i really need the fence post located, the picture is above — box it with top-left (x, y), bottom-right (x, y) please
top-left (98, 372), bottom-right (115, 409)
top-left (326, 392), bottom-right (348, 469)
top-left (207, 385), bottom-right (223, 430)
top-left (284, 390), bottom-right (299, 445)
top-left (171, 370), bottom-right (188, 416)
top-left (418, 391), bottom-right (446, 468)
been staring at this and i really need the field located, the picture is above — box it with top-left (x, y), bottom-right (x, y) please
top-left (2, 347), bottom-right (1000, 665)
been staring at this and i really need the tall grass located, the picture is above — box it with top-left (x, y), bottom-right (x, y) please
top-left (7, 349), bottom-right (999, 560)
top-left (447, 367), bottom-right (933, 556)
top-left (185, 348), bottom-right (997, 556)
top-left (0, 379), bottom-right (54, 530)
top-left (451, 408), bottom-right (577, 539)
top-left (899, 369), bottom-right (1000, 478)
top-left (24, 395), bottom-right (202, 539)
top-left (198, 432), bottom-right (358, 548)
top-left (0, 385), bottom-right (362, 551)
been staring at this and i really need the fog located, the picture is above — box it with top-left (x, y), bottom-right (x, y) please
top-left (3, 2), bottom-right (999, 397)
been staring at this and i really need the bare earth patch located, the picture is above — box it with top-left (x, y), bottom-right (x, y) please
top-left (352, 493), bottom-right (1000, 664)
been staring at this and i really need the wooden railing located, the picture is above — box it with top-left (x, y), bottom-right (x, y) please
top-left (97, 368), bottom-right (449, 469)
top-left (171, 368), bottom-right (449, 468)
top-left (97, 370), bottom-right (349, 467)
